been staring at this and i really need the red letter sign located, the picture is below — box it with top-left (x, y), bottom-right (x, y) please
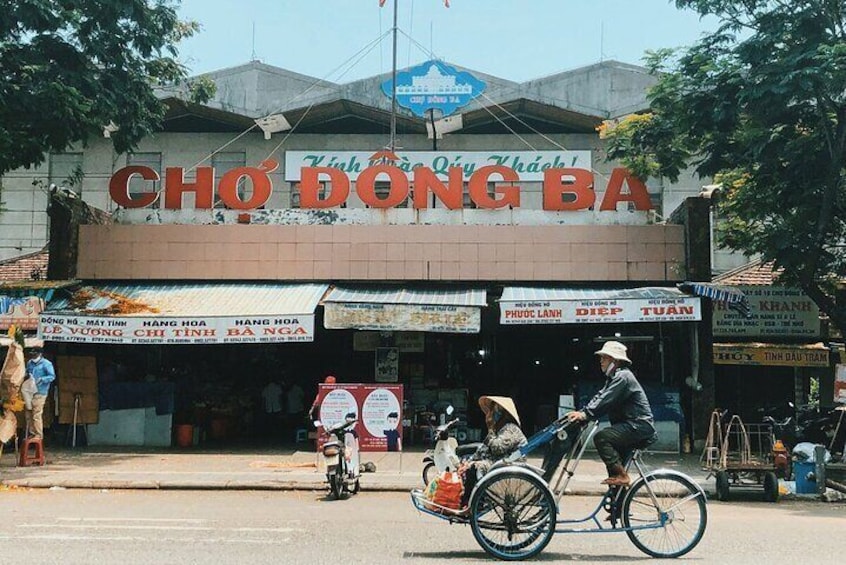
top-left (469, 166), bottom-right (520, 209)
top-left (164, 167), bottom-right (214, 209)
top-left (412, 167), bottom-right (463, 209)
top-left (600, 168), bottom-right (653, 211)
top-left (357, 165), bottom-right (409, 208)
top-left (542, 168), bottom-right (595, 211)
top-left (109, 166), bottom-right (160, 208)
top-left (299, 167), bottom-right (350, 208)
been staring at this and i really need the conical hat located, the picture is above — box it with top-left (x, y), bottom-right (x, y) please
top-left (479, 396), bottom-right (521, 426)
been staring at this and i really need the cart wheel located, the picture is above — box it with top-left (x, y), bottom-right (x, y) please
top-left (715, 471), bottom-right (730, 501)
top-left (469, 470), bottom-right (557, 561)
top-left (763, 472), bottom-right (779, 503)
top-left (622, 472), bottom-right (708, 559)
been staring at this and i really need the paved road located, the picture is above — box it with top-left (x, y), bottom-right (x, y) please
top-left (0, 488), bottom-right (842, 564)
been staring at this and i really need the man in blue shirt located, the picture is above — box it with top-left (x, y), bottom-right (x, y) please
top-left (25, 346), bottom-right (55, 439)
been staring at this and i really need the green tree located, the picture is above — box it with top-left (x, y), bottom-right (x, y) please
top-left (0, 0), bottom-right (212, 176)
top-left (602, 0), bottom-right (846, 331)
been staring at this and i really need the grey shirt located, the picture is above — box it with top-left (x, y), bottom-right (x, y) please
top-left (583, 367), bottom-right (655, 430)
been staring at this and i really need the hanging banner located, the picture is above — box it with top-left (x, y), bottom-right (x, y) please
top-left (0, 296), bottom-right (45, 331)
top-left (284, 150), bottom-right (591, 181)
top-left (325, 303), bottom-right (480, 333)
top-left (835, 364), bottom-right (846, 404)
top-left (713, 343), bottom-right (830, 367)
top-left (314, 384), bottom-right (404, 452)
top-left (375, 347), bottom-right (399, 382)
top-left (500, 297), bottom-right (701, 325)
top-left (38, 314), bottom-right (315, 344)
top-left (713, 286), bottom-right (820, 338)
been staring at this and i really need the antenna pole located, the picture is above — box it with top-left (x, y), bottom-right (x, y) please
top-left (390, 0), bottom-right (399, 151)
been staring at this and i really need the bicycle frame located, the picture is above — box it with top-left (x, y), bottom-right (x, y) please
top-left (516, 419), bottom-right (687, 535)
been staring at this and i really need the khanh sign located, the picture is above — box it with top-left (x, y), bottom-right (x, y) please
top-left (713, 286), bottom-right (820, 338)
top-left (108, 152), bottom-right (654, 212)
top-left (500, 298), bottom-right (702, 325)
top-left (38, 315), bottom-right (315, 344)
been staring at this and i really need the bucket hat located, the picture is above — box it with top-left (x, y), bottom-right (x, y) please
top-left (594, 340), bottom-right (631, 363)
top-left (479, 396), bottom-right (521, 426)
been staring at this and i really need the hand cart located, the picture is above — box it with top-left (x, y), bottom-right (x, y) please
top-left (701, 411), bottom-right (781, 502)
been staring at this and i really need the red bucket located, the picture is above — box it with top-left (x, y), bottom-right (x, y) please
top-left (175, 424), bottom-right (194, 447)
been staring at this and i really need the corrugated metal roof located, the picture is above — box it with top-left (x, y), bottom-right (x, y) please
top-left (46, 283), bottom-right (329, 317)
top-left (500, 286), bottom-right (688, 302)
top-left (324, 286), bottom-right (487, 307)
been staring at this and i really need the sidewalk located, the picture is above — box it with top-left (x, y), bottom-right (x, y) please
top-left (0, 445), bottom-right (713, 495)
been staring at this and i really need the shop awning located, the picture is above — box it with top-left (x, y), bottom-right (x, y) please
top-left (499, 286), bottom-right (701, 325)
top-left (39, 282), bottom-right (329, 344)
top-left (713, 342), bottom-right (830, 367)
top-left (678, 281), bottom-right (752, 318)
top-left (323, 286), bottom-right (487, 333)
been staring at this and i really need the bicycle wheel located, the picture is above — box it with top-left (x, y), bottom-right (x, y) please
top-left (622, 472), bottom-right (707, 558)
top-left (469, 470), bottom-right (557, 561)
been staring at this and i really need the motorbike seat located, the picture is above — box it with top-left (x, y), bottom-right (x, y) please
top-left (455, 443), bottom-right (482, 457)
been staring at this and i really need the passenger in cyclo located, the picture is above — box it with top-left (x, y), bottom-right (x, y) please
top-left (458, 396), bottom-right (528, 512)
top-left (566, 340), bottom-right (657, 486)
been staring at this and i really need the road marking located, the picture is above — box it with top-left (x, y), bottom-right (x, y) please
top-left (0, 534), bottom-right (289, 544)
top-left (57, 517), bottom-right (207, 523)
top-left (19, 524), bottom-right (302, 533)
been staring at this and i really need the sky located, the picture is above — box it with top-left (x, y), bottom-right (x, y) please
top-left (176, 0), bottom-right (720, 83)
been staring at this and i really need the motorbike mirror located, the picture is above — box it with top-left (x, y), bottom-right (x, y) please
top-left (313, 420), bottom-right (322, 428)
top-left (446, 405), bottom-right (454, 416)
top-left (788, 402), bottom-right (795, 408)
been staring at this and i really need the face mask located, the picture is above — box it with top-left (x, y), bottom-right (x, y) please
top-left (491, 408), bottom-right (503, 423)
top-left (604, 361), bottom-right (616, 376)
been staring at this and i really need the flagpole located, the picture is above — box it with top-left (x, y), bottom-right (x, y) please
top-left (390, 0), bottom-right (399, 151)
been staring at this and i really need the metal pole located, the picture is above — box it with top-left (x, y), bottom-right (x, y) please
top-left (430, 109), bottom-right (437, 151)
top-left (390, 0), bottom-right (399, 151)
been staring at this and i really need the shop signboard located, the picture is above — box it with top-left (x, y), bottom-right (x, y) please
top-left (380, 59), bottom-right (486, 118)
top-left (353, 331), bottom-right (425, 352)
top-left (325, 302), bottom-right (480, 333)
top-left (314, 384), bottom-right (403, 452)
top-left (37, 314), bottom-right (315, 344)
top-left (108, 152), bottom-right (655, 213)
top-left (835, 364), bottom-right (846, 404)
top-left (375, 347), bottom-right (399, 382)
top-left (0, 296), bottom-right (45, 331)
top-left (713, 286), bottom-right (820, 338)
top-left (284, 150), bottom-right (591, 181)
top-left (713, 344), bottom-right (830, 367)
top-left (500, 297), bottom-right (701, 325)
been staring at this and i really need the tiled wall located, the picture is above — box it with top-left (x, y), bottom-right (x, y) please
top-left (77, 224), bottom-right (686, 282)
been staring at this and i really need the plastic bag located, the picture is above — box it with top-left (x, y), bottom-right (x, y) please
top-left (792, 442), bottom-right (831, 463)
top-left (431, 471), bottom-right (463, 510)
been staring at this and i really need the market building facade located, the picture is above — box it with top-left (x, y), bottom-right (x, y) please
top-left (1, 60), bottom-right (724, 449)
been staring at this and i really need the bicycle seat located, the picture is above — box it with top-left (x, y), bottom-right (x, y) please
top-left (631, 435), bottom-right (658, 450)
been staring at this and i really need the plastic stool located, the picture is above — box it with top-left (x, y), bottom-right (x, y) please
top-left (19, 437), bottom-right (45, 467)
top-left (294, 428), bottom-right (308, 443)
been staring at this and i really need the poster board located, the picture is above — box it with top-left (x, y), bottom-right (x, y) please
top-left (375, 347), bottom-right (399, 382)
top-left (56, 355), bottom-right (99, 424)
top-left (314, 384), bottom-right (403, 452)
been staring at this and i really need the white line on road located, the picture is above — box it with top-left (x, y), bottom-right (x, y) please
top-left (19, 524), bottom-right (302, 532)
top-left (57, 517), bottom-right (208, 523)
top-left (0, 534), bottom-right (290, 544)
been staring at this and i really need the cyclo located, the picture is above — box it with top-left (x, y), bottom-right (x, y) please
top-left (411, 415), bottom-right (708, 561)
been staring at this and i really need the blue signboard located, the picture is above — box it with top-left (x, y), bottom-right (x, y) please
top-left (381, 60), bottom-right (486, 118)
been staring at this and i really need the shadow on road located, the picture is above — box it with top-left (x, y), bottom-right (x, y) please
top-left (402, 550), bottom-right (653, 562)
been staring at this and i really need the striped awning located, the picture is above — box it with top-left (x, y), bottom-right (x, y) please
top-left (499, 286), bottom-right (701, 325)
top-left (39, 283), bottom-right (329, 344)
top-left (678, 282), bottom-right (752, 318)
top-left (323, 286), bottom-right (487, 333)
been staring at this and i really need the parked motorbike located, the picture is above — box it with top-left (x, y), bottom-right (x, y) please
top-left (315, 417), bottom-right (361, 499)
top-left (421, 406), bottom-right (481, 486)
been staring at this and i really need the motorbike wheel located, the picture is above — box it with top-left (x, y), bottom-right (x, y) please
top-left (422, 462), bottom-right (437, 486)
top-left (328, 472), bottom-right (343, 500)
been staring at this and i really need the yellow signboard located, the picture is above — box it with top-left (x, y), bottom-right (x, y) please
top-left (713, 343), bottom-right (829, 367)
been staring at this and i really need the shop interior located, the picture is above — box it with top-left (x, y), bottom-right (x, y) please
top-left (39, 311), bottom-right (694, 450)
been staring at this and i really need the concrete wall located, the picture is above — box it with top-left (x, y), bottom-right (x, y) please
top-left (77, 223), bottom-right (686, 282)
